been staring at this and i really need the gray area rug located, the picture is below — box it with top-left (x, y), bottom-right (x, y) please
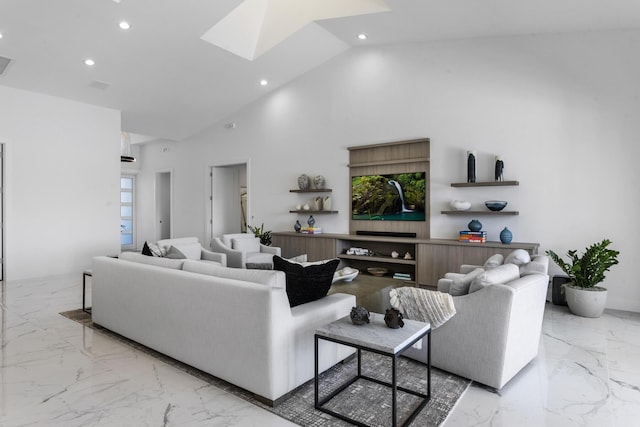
top-left (60, 308), bottom-right (470, 426)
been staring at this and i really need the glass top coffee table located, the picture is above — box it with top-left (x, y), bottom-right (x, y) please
top-left (315, 312), bottom-right (431, 427)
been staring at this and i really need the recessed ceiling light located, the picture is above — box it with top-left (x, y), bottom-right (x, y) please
top-left (119, 21), bottom-right (130, 30)
top-left (357, 33), bottom-right (367, 40)
top-left (260, 79), bottom-right (268, 86)
top-left (84, 59), bottom-right (95, 66)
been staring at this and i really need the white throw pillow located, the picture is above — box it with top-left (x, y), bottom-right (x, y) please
top-left (450, 267), bottom-right (485, 296)
top-left (165, 246), bottom-right (187, 259)
top-left (504, 249), bottom-right (531, 266)
top-left (483, 254), bottom-right (504, 269)
top-left (469, 263), bottom-right (520, 293)
top-left (231, 237), bottom-right (260, 253)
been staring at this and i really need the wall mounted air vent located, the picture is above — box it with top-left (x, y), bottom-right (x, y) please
top-left (0, 56), bottom-right (13, 76)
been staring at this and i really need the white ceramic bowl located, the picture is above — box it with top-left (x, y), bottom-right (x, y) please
top-left (450, 200), bottom-right (471, 211)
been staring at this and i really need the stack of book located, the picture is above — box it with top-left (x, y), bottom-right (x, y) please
top-left (393, 272), bottom-right (412, 281)
top-left (300, 227), bottom-right (322, 234)
top-left (459, 230), bottom-right (487, 243)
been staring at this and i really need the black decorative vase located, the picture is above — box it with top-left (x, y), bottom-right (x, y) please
top-left (294, 220), bottom-right (302, 233)
top-left (467, 151), bottom-right (476, 183)
top-left (384, 308), bottom-right (404, 329)
top-left (307, 215), bottom-right (316, 227)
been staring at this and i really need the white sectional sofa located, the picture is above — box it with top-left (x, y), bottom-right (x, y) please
top-left (91, 255), bottom-right (355, 405)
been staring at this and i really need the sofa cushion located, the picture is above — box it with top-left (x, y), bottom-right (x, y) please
top-left (504, 249), bottom-right (531, 266)
top-left (483, 254), bottom-right (504, 269)
top-left (469, 263), bottom-right (520, 293)
top-left (118, 251), bottom-right (185, 269)
top-left (141, 241), bottom-right (153, 256)
top-left (519, 255), bottom-right (550, 277)
top-left (182, 260), bottom-right (284, 288)
top-left (171, 242), bottom-right (202, 260)
top-left (450, 267), bottom-right (485, 296)
top-left (246, 262), bottom-right (273, 270)
top-left (165, 246), bottom-right (187, 259)
top-left (232, 237), bottom-right (260, 252)
top-left (273, 256), bottom-right (340, 307)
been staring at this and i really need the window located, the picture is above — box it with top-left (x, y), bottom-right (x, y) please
top-left (120, 175), bottom-right (135, 249)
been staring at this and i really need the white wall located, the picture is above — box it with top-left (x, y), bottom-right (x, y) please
top-left (137, 30), bottom-right (640, 312)
top-left (0, 86), bottom-right (121, 280)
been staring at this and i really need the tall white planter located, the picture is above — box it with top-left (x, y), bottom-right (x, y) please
top-left (564, 284), bottom-right (607, 318)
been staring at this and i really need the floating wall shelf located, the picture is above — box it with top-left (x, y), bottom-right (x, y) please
top-left (450, 181), bottom-right (519, 187)
top-left (441, 210), bottom-right (519, 216)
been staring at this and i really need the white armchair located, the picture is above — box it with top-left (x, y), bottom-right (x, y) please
top-left (156, 237), bottom-right (227, 266)
top-left (403, 254), bottom-right (549, 390)
top-left (210, 233), bottom-right (281, 269)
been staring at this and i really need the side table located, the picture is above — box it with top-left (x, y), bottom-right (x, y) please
top-left (82, 269), bottom-right (92, 314)
top-left (315, 313), bottom-right (431, 427)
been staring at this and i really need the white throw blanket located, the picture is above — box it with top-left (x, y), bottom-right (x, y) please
top-left (389, 287), bottom-right (456, 329)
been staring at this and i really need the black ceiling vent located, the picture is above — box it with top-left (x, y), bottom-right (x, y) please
top-left (0, 56), bottom-right (13, 76)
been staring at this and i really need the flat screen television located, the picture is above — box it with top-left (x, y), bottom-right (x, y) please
top-left (352, 172), bottom-right (426, 221)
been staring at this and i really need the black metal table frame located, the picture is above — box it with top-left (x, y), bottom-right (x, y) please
top-left (314, 329), bottom-right (431, 427)
top-left (82, 270), bottom-right (92, 314)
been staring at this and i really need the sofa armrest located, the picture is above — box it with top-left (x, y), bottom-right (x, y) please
top-left (437, 278), bottom-right (453, 293)
top-left (260, 244), bottom-right (281, 256)
top-left (210, 238), bottom-right (246, 268)
top-left (200, 249), bottom-right (227, 266)
top-left (460, 264), bottom-right (482, 274)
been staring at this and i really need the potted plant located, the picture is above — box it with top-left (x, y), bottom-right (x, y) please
top-left (247, 223), bottom-right (272, 246)
top-left (546, 239), bottom-right (620, 318)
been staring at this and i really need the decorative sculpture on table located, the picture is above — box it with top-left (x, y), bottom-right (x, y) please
top-left (468, 219), bottom-right (482, 232)
top-left (495, 155), bottom-right (504, 181)
top-left (384, 308), bottom-right (404, 329)
top-left (313, 175), bottom-right (325, 189)
top-left (500, 227), bottom-right (513, 244)
top-left (294, 220), bottom-right (302, 233)
top-left (350, 306), bottom-right (370, 325)
top-left (467, 150), bottom-right (476, 183)
top-left (307, 215), bottom-right (316, 227)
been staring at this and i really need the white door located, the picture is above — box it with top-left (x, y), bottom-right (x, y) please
top-left (156, 172), bottom-right (171, 240)
top-left (210, 165), bottom-right (245, 238)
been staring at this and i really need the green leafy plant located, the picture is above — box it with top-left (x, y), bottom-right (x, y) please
top-left (546, 239), bottom-right (620, 289)
top-left (247, 223), bottom-right (272, 246)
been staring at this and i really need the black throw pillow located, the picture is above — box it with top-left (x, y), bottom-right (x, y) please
top-left (141, 241), bottom-right (153, 256)
top-left (273, 255), bottom-right (339, 307)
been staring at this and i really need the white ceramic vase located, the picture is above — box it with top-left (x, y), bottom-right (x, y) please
top-left (323, 196), bottom-right (331, 211)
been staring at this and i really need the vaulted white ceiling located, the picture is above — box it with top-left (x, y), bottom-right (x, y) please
top-left (1, 0), bottom-right (639, 141)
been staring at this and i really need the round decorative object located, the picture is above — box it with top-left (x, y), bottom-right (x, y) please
top-left (450, 200), bottom-right (471, 211)
top-left (384, 308), bottom-right (404, 329)
top-left (367, 267), bottom-right (388, 277)
top-left (500, 227), bottom-right (513, 244)
top-left (294, 220), bottom-right (302, 233)
top-left (350, 306), bottom-right (370, 325)
top-left (485, 200), bottom-right (508, 211)
top-left (307, 215), bottom-right (316, 227)
top-left (404, 252), bottom-right (413, 260)
top-left (302, 204), bottom-right (311, 211)
top-left (313, 175), bottom-right (325, 189)
top-left (468, 219), bottom-right (482, 232)
top-left (391, 250), bottom-right (399, 259)
top-left (298, 174), bottom-right (311, 190)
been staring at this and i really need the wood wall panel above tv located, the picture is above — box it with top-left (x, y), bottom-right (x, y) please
top-left (348, 139), bottom-right (430, 239)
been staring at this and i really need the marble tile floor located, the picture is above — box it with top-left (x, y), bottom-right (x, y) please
top-left (1, 274), bottom-right (639, 426)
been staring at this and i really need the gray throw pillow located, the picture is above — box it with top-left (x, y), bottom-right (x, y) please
top-left (165, 245), bottom-right (187, 259)
top-left (450, 268), bottom-right (485, 296)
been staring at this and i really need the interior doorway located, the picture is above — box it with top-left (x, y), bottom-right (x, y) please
top-left (0, 143), bottom-right (3, 281)
top-left (155, 171), bottom-right (172, 241)
top-left (210, 163), bottom-right (247, 241)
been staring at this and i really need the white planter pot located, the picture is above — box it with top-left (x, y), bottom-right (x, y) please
top-left (564, 284), bottom-right (608, 318)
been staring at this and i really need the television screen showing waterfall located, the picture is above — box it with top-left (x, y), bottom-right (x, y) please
top-left (351, 172), bottom-right (426, 221)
